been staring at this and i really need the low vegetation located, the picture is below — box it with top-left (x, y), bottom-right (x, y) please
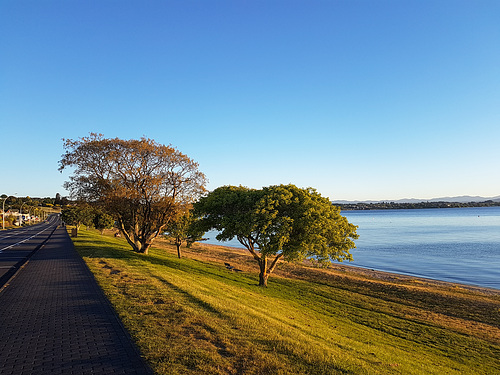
top-left (72, 229), bottom-right (500, 375)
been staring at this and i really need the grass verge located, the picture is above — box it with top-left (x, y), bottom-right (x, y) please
top-left (71, 229), bottom-right (500, 375)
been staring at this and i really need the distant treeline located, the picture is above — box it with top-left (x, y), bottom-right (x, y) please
top-left (336, 200), bottom-right (500, 210)
top-left (1, 194), bottom-right (69, 209)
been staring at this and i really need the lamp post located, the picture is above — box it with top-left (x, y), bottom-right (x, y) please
top-left (34, 208), bottom-right (39, 223)
top-left (1, 195), bottom-right (7, 230)
top-left (28, 206), bottom-right (34, 225)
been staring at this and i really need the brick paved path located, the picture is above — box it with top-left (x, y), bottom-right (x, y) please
top-left (0, 227), bottom-right (154, 375)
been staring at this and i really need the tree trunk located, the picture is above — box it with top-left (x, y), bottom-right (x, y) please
top-left (175, 237), bottom-right (181, 258)
top-left (139, 241), bottom-right (151, 254)
top-left (259, 272), bottom-right (270, 287)
top-left (121, 232), bottom-right (138, 252)
top-left (117, 218), bottom-right (150, 254)
top-left (243, 241), bottom-right (277, 287)
top-left (121, 231), bottom-right (148, 254)
top-left (257, 254), bottom-right (283, 287)
top-left (258, 257), bottom-right (268, 287)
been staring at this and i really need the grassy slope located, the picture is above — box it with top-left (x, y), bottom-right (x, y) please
top-left (71, 229), bottom-right (500, 375)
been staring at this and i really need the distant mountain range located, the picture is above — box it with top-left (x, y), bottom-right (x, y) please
top-left (333, 195), bottom-right (500, 204)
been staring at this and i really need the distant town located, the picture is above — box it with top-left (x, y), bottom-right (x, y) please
top-left (335, 200), bottom-right (500, 210)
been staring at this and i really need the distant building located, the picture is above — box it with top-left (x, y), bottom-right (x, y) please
top-left (1, 210), bottom-right (39, 225)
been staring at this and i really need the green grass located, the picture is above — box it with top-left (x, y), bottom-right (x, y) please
top-left (72, 229), bottom-right (500, 375)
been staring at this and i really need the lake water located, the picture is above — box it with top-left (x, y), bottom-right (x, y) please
top-left (204, 207), bottom-right (500, 290)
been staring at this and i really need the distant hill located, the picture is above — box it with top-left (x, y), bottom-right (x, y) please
top-left (333, 195), bottom-right (500, 204)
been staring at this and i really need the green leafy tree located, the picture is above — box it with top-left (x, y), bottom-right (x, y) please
top-left (93, 210), bottom-right (115, 234)
top-left (61, 206), bottom-right (78, 228)
top-left (6, 214), bottom-right (16, 226)
top-left (61, 205), bottom-right (94, 230)
top-left (163, 210), bottom-right (205, 258)
top-left (195, 184), bottom-right (358, 287)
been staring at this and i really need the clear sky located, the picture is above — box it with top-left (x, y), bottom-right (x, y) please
top-left (1, 0), bottom-right (499, 201)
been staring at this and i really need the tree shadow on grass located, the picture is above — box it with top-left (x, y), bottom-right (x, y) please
top-left (145, 249), bottom-right (260, 289)
top-left (74, 233), bottom-right (258, 290)
top-left (149, 272), bottom-right (227, 319)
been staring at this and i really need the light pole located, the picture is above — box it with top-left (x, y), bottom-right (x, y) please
top-left (1, 195), bottom-right (7, 230)
top-left (28, 206), bottom-right (34, 225)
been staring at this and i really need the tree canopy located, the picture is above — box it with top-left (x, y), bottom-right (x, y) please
top-left (59, 134), bottom-right (207, 254)
top-left (92, 209), bottom-right (115, 234)
top-left (194, 184), bottom-right (358, 286)
top-left (163, 211), bottom-right (205, 259)
top-left (61, 205), bottom-right (95, 230)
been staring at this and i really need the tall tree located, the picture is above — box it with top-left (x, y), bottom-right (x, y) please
top-left (59, 134), bottom-right (206, 254)
top-left (195, 184), bottom-right (358, 287)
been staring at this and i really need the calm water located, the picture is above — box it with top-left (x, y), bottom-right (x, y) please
top-left (204, 207), bottom-right (500, 289)
top-left (343, 207), bottom-right (500, 289)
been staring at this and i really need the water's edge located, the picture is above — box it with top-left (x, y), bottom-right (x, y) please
top-left (204, 207), bottom-right (500, 290)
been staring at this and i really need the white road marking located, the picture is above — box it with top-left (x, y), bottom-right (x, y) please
top-left (0, 225), bottom-right (54, 253)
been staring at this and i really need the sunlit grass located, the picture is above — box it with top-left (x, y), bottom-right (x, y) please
top-left (72, 229), bottom-right (500, 374)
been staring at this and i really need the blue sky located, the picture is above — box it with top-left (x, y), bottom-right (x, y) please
top-left (1, 1), bottom-right (499, 201)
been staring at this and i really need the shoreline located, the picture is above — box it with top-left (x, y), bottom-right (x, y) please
top-left (325, 262), bottom-right (500, 296)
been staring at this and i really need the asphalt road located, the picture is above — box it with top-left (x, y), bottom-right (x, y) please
top-left (0, 214), bottom-right (60, 286)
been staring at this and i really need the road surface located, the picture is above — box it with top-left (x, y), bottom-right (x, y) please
top-left (0, 214), bottom-right (60, 286)
top-left (0, 217), bottom-right (154, 374)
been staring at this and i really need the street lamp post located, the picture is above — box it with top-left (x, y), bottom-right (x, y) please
top-left (28, 206), bottom-right (34, 225)
top-left (34, 208), bottom-right (39, 223)
top-left (1, 196), bottom-right (7, 230)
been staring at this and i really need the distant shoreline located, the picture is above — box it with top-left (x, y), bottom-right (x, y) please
top-left (335, 200), bottom-right (500, 210)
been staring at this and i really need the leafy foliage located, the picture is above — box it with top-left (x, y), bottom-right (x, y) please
top-left (93, 210), bottom-right (115, 234)
top-left (59, 134), bottom-right (207, 253)
top-left (194, 184), bottom-right (358, 286)
top-left (61, 205), bottom-right (95, 229)
top-left (163, 211), bottom-right (205, 258)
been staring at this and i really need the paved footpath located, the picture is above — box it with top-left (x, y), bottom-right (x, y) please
top-left (0, 227), bottom-right (154, 375)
